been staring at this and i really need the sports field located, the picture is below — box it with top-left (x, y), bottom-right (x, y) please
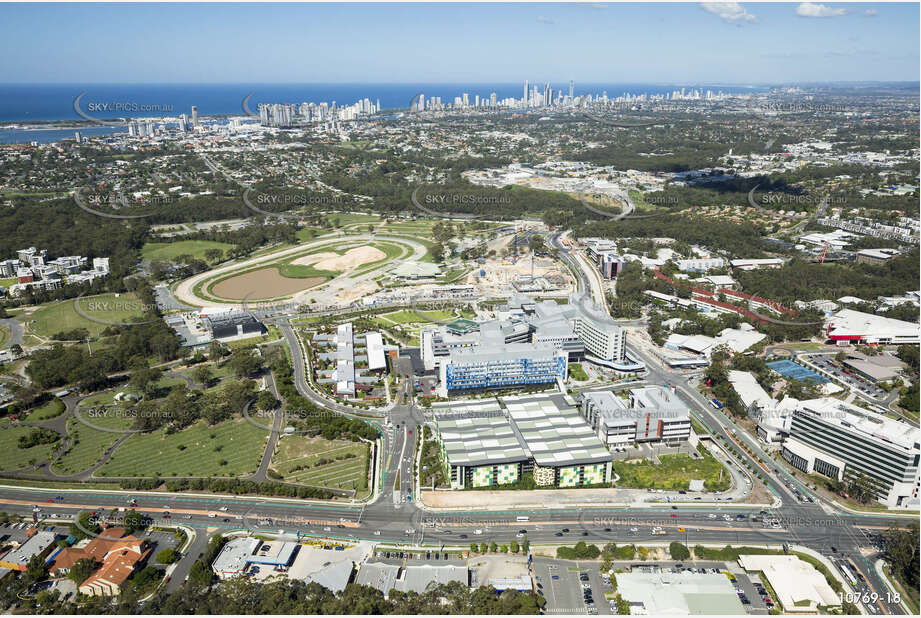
top-left (98, 418), bottom-right (268, 478)
top-left (270, 434), bottom-right (369, 493)
top-left (141, 240), bottom-right (236, 262)
top-left (24, 292), bottom-right (149, 339)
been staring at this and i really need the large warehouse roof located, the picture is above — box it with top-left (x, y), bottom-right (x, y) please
top-left (827, 308), bottom-right (919, 343)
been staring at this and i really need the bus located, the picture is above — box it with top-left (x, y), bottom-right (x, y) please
top-left (839, 563), bottom-right (858, 587)
top-left (516, 516), bottom-right (530, 522)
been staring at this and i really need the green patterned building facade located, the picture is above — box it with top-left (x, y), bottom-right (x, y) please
top-left (558, 462), bottom-right (611, 487)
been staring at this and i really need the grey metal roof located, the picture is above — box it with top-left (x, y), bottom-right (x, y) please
top-left (304, 560), bottom-right (353, 592)
top-left (503, 393), bottom-right (612, 467)
top-left (434, 401), bottom-right (529, 467)
top-left (356, 563), bottom-right (468, 596)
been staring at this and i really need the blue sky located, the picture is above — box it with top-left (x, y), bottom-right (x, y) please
top-left (1, 2), bottom-right (917, 83)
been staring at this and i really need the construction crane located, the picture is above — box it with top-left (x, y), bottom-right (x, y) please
top-left (819, 240), bottom-right (830, 263)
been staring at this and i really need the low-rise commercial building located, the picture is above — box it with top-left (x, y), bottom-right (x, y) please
top-left (212, 537), bottom-right (299, 580)
top-left (729, 258), bottom-right (784, 270)
top-left (0, 531), bottom-right (56, 571)
top-left (855, 248), bottom-right (900, 265)
top-left (355, 563), bottom-right (468, 597)
top-left (737, 555), bottom-right (840, 613)
top-left (826, 308), bottom-right (919, 345)
top-left (201, 309), bottom-right (267, 341)
top-left (616, 571), bottom-right (746, 614)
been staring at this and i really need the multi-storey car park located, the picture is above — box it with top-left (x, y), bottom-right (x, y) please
top-left (432, 393), bottom-right (613, 489)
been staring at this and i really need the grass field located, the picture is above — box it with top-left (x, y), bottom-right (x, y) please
top-left (0, 425), bottom-right (58, 471)
top-left (53, 411), bottom-right (134, 475)
top-left (98, 418), bottom-right (268, 478)
top-left (25, 399), bottom-right (66, 422)
top-left (377, 310), bottom-right (456, 324)
top-left (270, 434), bottom-right (369, 493)
top-left (0, 323), bottom-right (9, 347)
top-left (141, 240), bottom-right (236, 263)
top-left (294, 227), bottom-right (326, 242)
top-left (613, 449), bottom-right (730, 491)
top-left (0, 276), bottom-right (18, 289)
top-left (24, 292), bottom-right (148, 339)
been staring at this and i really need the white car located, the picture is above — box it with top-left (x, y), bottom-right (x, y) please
top-left (374, 530), bottom-right (381, 536)
top-left (708, 514), bottom-right (717, 519)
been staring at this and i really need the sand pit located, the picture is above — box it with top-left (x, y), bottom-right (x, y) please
top-left (292, 246), bottom-right (386, 271)
top-left (211, 268), bottom-right (326, 300)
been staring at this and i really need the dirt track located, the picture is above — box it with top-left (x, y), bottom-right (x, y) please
top-left (210, 268), bottom-right (326, 300)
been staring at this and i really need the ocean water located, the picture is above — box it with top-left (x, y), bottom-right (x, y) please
top-left (0, 82), bottom-right (761, 143)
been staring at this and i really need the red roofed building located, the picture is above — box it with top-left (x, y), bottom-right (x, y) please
top-left (50, 527), bottom-right (151, 596)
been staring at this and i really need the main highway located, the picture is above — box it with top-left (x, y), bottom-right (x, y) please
top-left (0, 231), bottom-right (915, 614)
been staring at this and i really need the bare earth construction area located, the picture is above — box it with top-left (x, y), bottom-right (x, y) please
top-left (291, 246), bottom-right (386, 271)
top-left (210, 267), bottom-right (326, 300)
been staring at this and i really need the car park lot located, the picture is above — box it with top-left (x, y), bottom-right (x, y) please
top-left (533, 557), bottom-right (614, 615)
top-left (801, 354), bottom-right (886, 399)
